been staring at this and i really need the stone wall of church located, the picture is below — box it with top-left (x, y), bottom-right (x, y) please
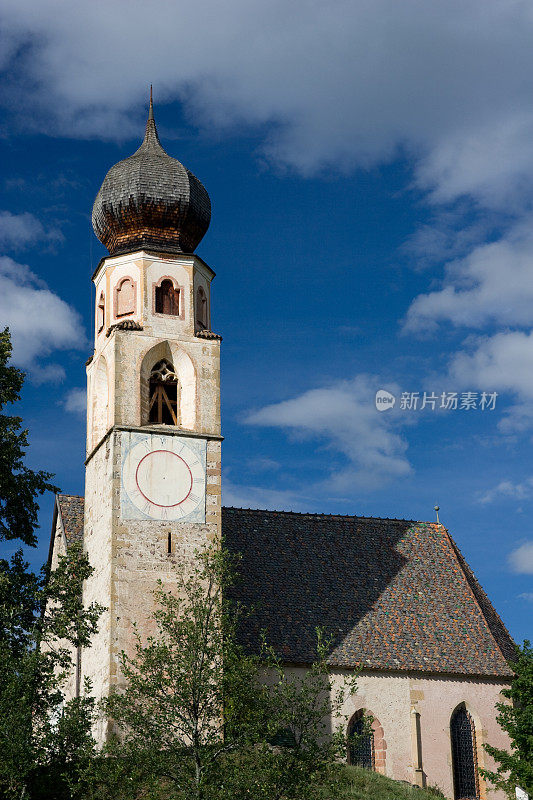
top-left (81, 429), bottom-right (222, 743)
top-left (108, 433), bottom-right (222, 687)
top-left (81, 435), bottom-right (114, 742)
top-left (324, 668), bottom-right (510, 800)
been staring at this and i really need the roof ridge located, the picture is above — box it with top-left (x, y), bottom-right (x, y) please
top-left (222, 506), bottom-right (420, 524)
top-left (443, 529), bottom-right (516, 664)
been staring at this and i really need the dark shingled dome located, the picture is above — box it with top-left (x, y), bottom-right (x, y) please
top-left (92, 98), bottom-right (211, 256)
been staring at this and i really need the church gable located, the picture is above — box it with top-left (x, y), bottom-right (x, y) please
top-left (223, 508), bottom-right (514, 678)
top-left (55, 494), bottom-right (84, 550)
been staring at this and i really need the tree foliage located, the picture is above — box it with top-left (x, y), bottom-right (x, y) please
top-left (96, 544), bottom-right (359, 800)
top-left (0, 544), bottom-right (103, 799)
top-left (482, 640), bottom-right (533, 798)
top-left (0, 328), bottom-right (102, 798)
top-left (0, 327), bottom-right (58, 546)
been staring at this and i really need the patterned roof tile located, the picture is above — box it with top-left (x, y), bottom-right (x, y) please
top-left (56, 494), bottom-right (84, 549)
top-left (223, 507), bottom-right (514, 677)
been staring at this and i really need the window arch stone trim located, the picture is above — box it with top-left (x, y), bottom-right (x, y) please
top-left (450, 702), bottom-right (483, 800)
top-left (139, 341), bottom-right (196, 430)
top-left (113, 276), bottom-right (137, 319)
top-left (97, 292), bottom-right (105, 334)
top-left (152, 275), bottom-right (185, 319)
top-left (196, 284), bottom-right (209, 330)
top-left (347, 708), bottom-right (386, 775)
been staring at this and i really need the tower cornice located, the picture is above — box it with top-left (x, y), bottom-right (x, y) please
top-left (92, 249), bottom-right (216, 283)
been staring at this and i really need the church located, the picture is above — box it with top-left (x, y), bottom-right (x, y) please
top-left (48, 97), bottom-right (515, 800)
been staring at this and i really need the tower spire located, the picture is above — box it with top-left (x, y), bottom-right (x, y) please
top-left (149, 84), bottom-right (154, 121)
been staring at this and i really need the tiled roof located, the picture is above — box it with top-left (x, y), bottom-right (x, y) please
top-left (56, 494), bottom-right (84, 549)
top-left (106, 320), bottom-right (143, 337)
top-left (54, 496), bottom-right (514, 677)
top-left (223, 508), bottom-right (514, 677)
top-left (195, 329), bottom-right (223, 340)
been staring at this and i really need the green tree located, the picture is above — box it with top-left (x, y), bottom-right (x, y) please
top-left (99, 544), bottom-right (358, 800)
top-left (482, 640), bottom-right (533, 798)
top-left (222, 630), bottom-right (362, 800)
top-left (0, 545), bottom-right (103, 799)
top-left (0, 327), bottom-right (58, 546)
top-left (0, 328), bottom-right (103, 798)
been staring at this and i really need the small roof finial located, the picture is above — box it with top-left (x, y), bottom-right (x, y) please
top-left (434, 505), bottom-right (440, 524)
top-left (149, 84), bottom-right (154, 120)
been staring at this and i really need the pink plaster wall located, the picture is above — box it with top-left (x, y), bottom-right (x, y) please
top-left (331, 669), bottom-right (511, 800)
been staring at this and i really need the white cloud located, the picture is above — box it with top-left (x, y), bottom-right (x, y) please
top-left (1, 0), bottom-right (533, 207)
top-left (508, 541), bottom-right (533, 575)
top-left (445, 330), bottom-right (533, 430)
top-left (245, 375), bottom-right (411, 490)
top-left (0, 211), bottom-right (62, 249)
top-left (403, 208), bottom-right (496, 269)
top-left (479, 477), bottom-right (533, 505)
top-left (63, 387), bottom-right (86, 415)
top-left (405, 221), bottom-right (533, 332)
top-left (0, 257), bottom-right (87, 381)
top-left (518, 592), bottom-right (533, 603)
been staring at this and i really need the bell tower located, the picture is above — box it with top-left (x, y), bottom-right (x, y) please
top-left (82, 96), bottom-right (221, 741)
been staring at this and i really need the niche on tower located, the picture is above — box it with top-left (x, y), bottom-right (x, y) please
top-left (149, 359), bottom-right (179, 425)
top-left (91, 354), bottom-right (109, 447)
top-left (97, 292), bottom-right (105, 334)
top-left (140, 341), bottom-right (196, 430)
top-left (114, 276), bottom-right (136, 318)
top-left (153, 276), bottom-right (182, 318)
top-left (196, 285), bottom-right (208, 330)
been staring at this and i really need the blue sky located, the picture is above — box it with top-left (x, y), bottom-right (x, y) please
top-left (0, 0), bottom-right (532, 644)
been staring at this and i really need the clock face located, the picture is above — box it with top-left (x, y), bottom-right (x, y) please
top-left (121, 432), bottom-right (206, 521)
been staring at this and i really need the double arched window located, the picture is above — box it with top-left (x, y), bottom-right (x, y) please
top-left (149, 359), bottom-right (179, 425)
top-left (347, 711), bottom-right (374, 770)
top-left (450, 705), bottom-right (479, 800)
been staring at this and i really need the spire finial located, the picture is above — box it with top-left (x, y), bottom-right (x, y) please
top-left (148, 84), bottom-right (154, 121)
top-left (434, 505), bottom-right (440, 524)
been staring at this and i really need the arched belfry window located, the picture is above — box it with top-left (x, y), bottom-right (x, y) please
top-left (97, 293), bottom-right (105, 333)
top-left (451, 706), bottom-right (479, 800)
top-left (348, 711), bottom-right (374, 770)
top-left (196, 286), bottom-right (208, 330)
top-left (116, 277), bottom-right (135, 317)
top-left (149, 359), bottom-right (179, 425)
top-left (155, 279), bottom-right (180, 316)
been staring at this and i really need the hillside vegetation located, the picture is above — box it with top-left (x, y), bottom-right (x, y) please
top-left (319, 765), bottom-right (446, 800)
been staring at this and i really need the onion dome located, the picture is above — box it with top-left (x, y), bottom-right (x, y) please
top-left (92, 93), bottom-right (211, 256)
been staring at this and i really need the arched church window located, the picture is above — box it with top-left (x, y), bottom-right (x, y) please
top-left (115, 277), bottom-right (135, 317)
top-left (196, 286), bottom-right (208, 329)
top-left (451, 706), bottom-right (479, 800)
top-left (97, 293), bottom-right (105, 333)
top-left (155, 279), bottom-right (180, 316)
top-left (348, 711), bottom-right (374, 770)
top-left (149, 359), bottom-right (179, 425)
